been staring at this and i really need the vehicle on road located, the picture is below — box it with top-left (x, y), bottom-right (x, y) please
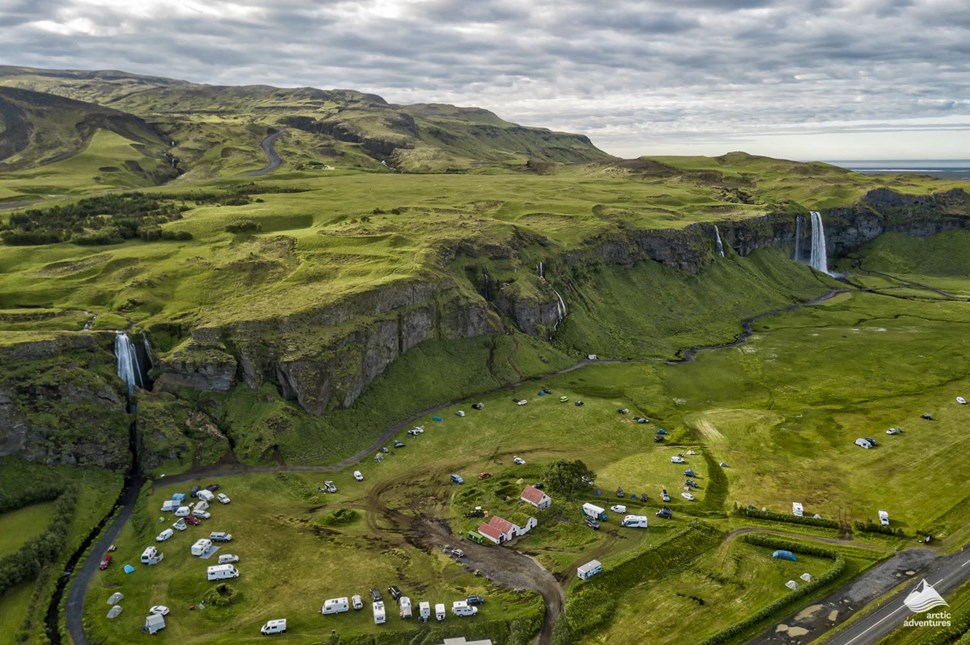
top-left (99, 554), bottom-right (112, 570)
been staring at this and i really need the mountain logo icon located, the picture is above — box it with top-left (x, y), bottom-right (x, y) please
top-left (904, 579), bottom-right (949, 613)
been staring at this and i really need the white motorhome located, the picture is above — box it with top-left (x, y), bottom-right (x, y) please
top-left (160, 500), bottom-right (179, 512)
top-left (206, 564), bottom-right (239, 581)
top-left (621, 515), bottom-right (648, 528)
top-left (418, 601), bottom-right (431, 621)
top-left (878, 510), bottom-right (890, 526)
top-left (143, 613), bottom-right (166, 634)
top-left (196, 489), bottom-right (215, 502)
top-left (577, 560), bottom-right (602, 580)
top-left (372, 601), bottom-right (386, 625)
top-left (399, 596), bottom-right (412, 618)
top-left (435, 603), bottom-right (446, 621)
top-left (191, 539), bottom-right (212, 556)
top-left (322, 597), bottom-right (350, 615)
top-left (260, 618), bottom-right (286, 635)
top-left (581, 503), bottom-right (607, 520)
top-left (452, 601), bottom-right (478, 617)
top-left (792, 502), bottom-right (804, 517)
top-left (174, 505), bottom-right (191, 517)
top-left (140, 547), bottom-right (163, 565)
top-left (156, 528), bottom-right (174, 542)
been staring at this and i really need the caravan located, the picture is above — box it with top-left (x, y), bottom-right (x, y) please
top-left (399, 596), bottom-right (412, 619)
top-left (372, 601), bottom-right (386, 625)
top-left (792, 502), bottom-right (804, 517)
top-left (140, 547), bottom-right (163, 565)
top-left (322, 597), bottom-right (350, 614)
top-left (143, 613), bottom-right (166, 634)
top-left (435, 603), bottom-right (446, 621)
top-left (418, 601), bottom-right (431, 621)
top-left (577, 560), bottom-right (602, 580)
top-left (160, 500), bottom-right (179, 513)
top-left (191, 539), bottom-right (212, 556)
top-left (621, 515), bottom-right (648, 528)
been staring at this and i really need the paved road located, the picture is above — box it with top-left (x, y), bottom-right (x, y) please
top-left (822, 547), bottom-right (970, 645)
top-left (245, 129), bottom-right (283, 176)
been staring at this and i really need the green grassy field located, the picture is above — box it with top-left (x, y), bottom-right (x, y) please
top-left (0, 501), bottom-right (56, 557)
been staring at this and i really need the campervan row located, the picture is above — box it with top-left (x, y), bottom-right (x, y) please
top-left (140, 547), bottom-right (163, 565)
top-left (206, 564), bottom-right (239, 580)
top-left (372, 601), bottom-right (386, 625)
top-left (322, 597), bottom-right (349, 615)
top-left (621, 515), bottom-right (648, 528)
top-left (435, 603), bottom-right (446, 621)
top-left (399, 596), bottom-right (412, 618)
top-left (581, 503), bottom-right (607, 521)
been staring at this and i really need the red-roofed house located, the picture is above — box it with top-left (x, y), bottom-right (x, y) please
top-left (487, 515), bottom-right (516, 541)
top-left (477, 522), bottom-right (505, 545)
top-left (520, 485), bottom-right (552, 510)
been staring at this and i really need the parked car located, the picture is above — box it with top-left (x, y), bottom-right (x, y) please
top-left (575, 400), bottom-right (584, 406)
top-left (886, 427), bottom-right (902, 435)
top-left (206, 484), bottom-right (221, 492)
top-left (512, 456), bottom-right (526, 465)
top-left (610, 504), bottom-right (627, 513)
top-left (533, 482), bottom-right (545, 489)
top-left (466, 595), bottom-right (485, 606)
top-left (472, 402), bottom-right (485, 410)
top-left (685, 480), bottom-right (700, 489)
top-left (671, 455), bottom-right (685, 464)
top-left (387, 585), bottom-right (402, 600)
top-left (184, 515), bottom-right (201, 526)
top-left (393, 440), bottom-right (405, 448)
top-left (351, 594), bottom-right (363, 610)
top-left (455, 410), bottom-right (466, 417)
top-left (478, 472), bottom-right (492, 480)
top-left (515, 399), bottom-right (528, 406)
top-left (217, 493), bottom-right (231, 504)
top-left (684, 468), bottom-right (696, 477)
top-left (681, 492), bottom-right (696, 501)
top-left (636, 417), bottom-right (648, 424)
top-left (407, 426), bottom-right (424, 436)
top-left (661, 489), bottom-right (670, 502)
top-left (559, 396), bottom-right (569, 403)
top-left (452, 549), bottom-right (465, 558)
top-left (189, 485), bottom-right (200, 498)
top-left (99, 554), bottom-right (112, 570)
top-left (585, 517), bottom-right (600, 530)
top-left (192, 510), bottom-right (211, 519)
top-left (148, 605), bottom-right (170, 616)
top-left (354, 470), bottom-right (364, 481)
top-left (656, 507), bottom-right (673, 519)
top-left (370, 588), bottom-right (383, 602)
top-left (218, 554), bottom-right (239, 564)
top-left (617, 408), bottom-right (629, 414)
top-left (450, 473), bottom-right (464, 485)
top-left (209, 532), bottom-right (232, 542)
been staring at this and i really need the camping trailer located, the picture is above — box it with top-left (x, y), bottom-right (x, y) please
top-left (792, 502), bottom-right (804, 517)
top-left (452, 601), bottom-right (478, 617)
top-left (577, 559), bottom-right (603, 580)
top-left (372, 601), bottom-right (386, 625)
top-left (322, 597), bottom-right (350, 614)
top-left (581, 503), bottom-right (607, 521)
top-left (143, 613), bottom-right (166, 634)
top-left (621, 515), bottom-right (648, 528)
top-left (140, 547), bottom-right (163, 565)
top-left (435, 603), bottom-right (446, 621)
top-left (174, 505), bottom-right (191, 517)
top-left (399, 596), bottom-right (412, 618)
top-left (191, 539), bottom-right (212, 556)
top-left (196, 489), bottom-right (215, 502)
top-left (418, 601), bottom-right (431, 621)
top-left (193, 500), bottom-right (209, 513)
top-left (878, 510), bottom-right (890, 526)
top-left (160, 500), bottom-right (178, 512)
top-left (206, 564), bottom-right (239, 580)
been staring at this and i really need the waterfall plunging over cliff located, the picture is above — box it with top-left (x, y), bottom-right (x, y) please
top-left (115, 332), bottom-right (148, 396)
top-left (809, 211), bottom-right (830, 274)
top-left (714, 225), bottom-right (725, 257)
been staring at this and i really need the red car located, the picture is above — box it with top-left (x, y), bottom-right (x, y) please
top-left (99, 554), bottom-right (112, 570)
top-left (184, 515), bottom-right (201, 526)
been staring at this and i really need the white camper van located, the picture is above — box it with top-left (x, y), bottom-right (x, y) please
top-left (191, 539), bottom-right (212, 556)
top-left (206, 564), bottom-right (239, 581)
top-left (581, 503), bottom-right (607, 520)
top-left (143, 613), bottom-right (166, 634)
top-left (418, 601), bottom-right (431, 621)
top-left (196, 489), bottom-right (215, 502)
top-left (156, 528), bottom-right (174, 542)
top-left (160, 500), bottom-right (179, 513)
top-left (878, 510), bottom-right (890, 526)
top-left (435, 603), bottom-right (446, 621)
top-left (372, 601), bottom-right (386, 625)
top-left (322, 597), bottom-right (350, 615)
top-left (140, 546), bottom-right (163, 565)
top-left (260, 618), bottom-right (286, 635)
top-left (174, 505), bottom-right (191, 517)
top-left (621, 515), bottom-right (648, 528)
top-left (452, 601), bottom-right (478, 617)
top-left (399, 596), bottom-right (412, 618)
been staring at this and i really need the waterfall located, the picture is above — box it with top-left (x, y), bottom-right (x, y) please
top-left (714, 225), bottom-right (725, 257)
top-left (142, 334), bottom-right (154, 368)
top-left (808, 211), bottom-right (830, 275)
top-left (536, 262), bottom-right (544, 279)
top-left (553, 288), bottom-right (567, 321)
top-left (114, 332), bottom-right (145, 396)
top-left (482, 267), bottom-right (491, 300)
top-left (794, 216), bottom-right (803, 262)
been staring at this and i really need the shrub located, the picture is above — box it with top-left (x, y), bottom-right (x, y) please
top-left (734, 506), bottom-right (840, 529)
top-left (224, 220), bottom-right (262, 234)
top-left (202, 582), bottom-right (240, 606)
top-left (321, 508), bottom-right (359, 526)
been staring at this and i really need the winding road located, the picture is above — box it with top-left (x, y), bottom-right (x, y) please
top-left (56, 286), bottom-right (890, 645)
top-left (245, 129), bottom-right (284, 176)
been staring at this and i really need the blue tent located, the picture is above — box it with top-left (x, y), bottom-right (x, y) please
top-left (432, 416), bottom-right (443, 422)
top-left (123, 564), bottom-right (135, 574)
top-left (772, 550), bottom-right (797, 561)
top-left (172, 493), bottom-right (186, 502)
top-left (656, 428), bottom-right (668, 435)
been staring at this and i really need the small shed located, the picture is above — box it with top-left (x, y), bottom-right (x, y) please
top-left (577, 560), bottom-right (602, 580)
top-left (520, 485), bottom-right (552, 510)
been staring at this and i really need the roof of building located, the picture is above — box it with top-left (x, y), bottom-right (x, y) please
top-left (477, 523), bottom-right (504, 541)
top-left (520, 485), bottom-right (549, 505)
top-left (488, 515), bottom-right (516, 534)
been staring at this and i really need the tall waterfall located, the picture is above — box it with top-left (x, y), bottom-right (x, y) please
top-left (809, 211), bottom-right (829, 275)
top-left (142, 335), bottom-right (154, 368)
top-left (536, 261), bottom-right (544, 279)
top-left (713, 225), bottom-right (725, 257)
top-left (552, 287), bottom-right (567, 331)
top-left (115, 332), bottom-right (146, 395)
top-left (794, 216), bottom-right (803, 262)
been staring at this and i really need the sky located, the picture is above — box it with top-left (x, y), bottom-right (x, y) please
top-left (2, 0), bottom-right (969, 160)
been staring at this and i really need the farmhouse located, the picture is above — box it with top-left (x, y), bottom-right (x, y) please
top-left (477, 514), bottom-right (537, 544)
top-left (508, 512), bottom-right (538, 536)
top-left (520, 485), bottom-right (552, 510)
top-left (477, 523), bottom-right (505, 545)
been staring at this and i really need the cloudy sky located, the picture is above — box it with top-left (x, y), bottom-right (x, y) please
top-left (3, 0), bottom-right (969, 160)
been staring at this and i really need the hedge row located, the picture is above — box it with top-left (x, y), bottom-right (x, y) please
top-left (734, 506), bottom-right (840, 529)
top-left (0, 486), bottom-right (79, 595)
top-left (696, 534), bottom-right (846, 645)
top-left (853, 520), bottom-right (906, 537)
top-left (0, 484), bottom-right (66, 514)
top-left (556, 521), bottom-right (724, 641)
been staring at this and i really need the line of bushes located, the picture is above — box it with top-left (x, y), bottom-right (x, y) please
top-left (853, 519), bottom-right (906, 537)
top-left (696, 534), bottom-right (847, 645)
top-left (0, 483), bottom-right (66, 514)
top-left (0, 486), bottom-right (79, 596)
top-left (734, 505), bottom-right (841, 529)
top-left (553, 521), bottom-right (724, 644)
